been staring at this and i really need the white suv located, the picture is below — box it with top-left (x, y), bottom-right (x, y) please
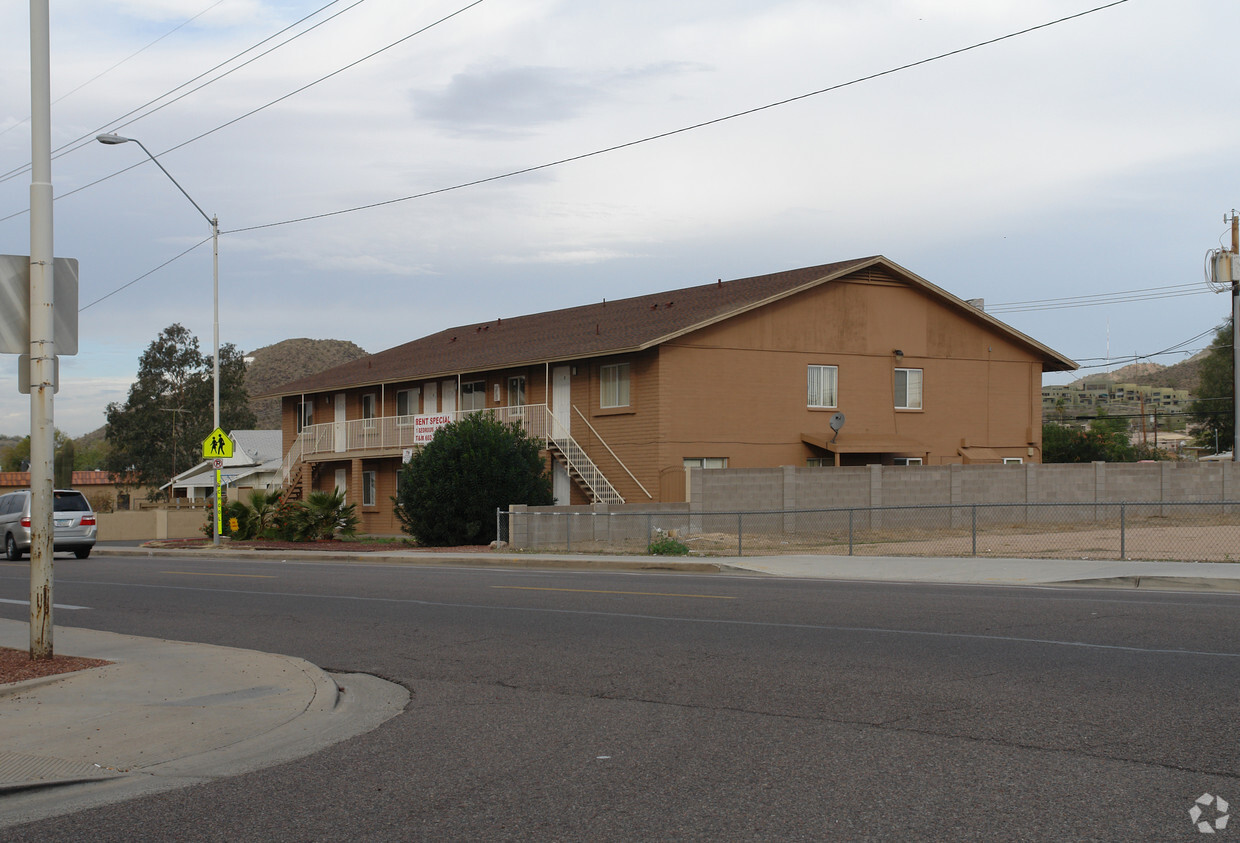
top-left (0, 489), bottom-right (97, 560)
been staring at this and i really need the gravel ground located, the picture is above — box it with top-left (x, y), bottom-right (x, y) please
top-left (0, 646), bottom-right (111, 685)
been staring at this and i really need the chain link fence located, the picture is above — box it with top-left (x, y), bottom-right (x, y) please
top-left (499, 502), bottom-right (1240, 562)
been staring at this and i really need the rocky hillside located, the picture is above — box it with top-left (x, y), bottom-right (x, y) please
top-left (245, 338), bottom-right (369, 429)
top-left (1069, 351), bottom-right (1206, 394)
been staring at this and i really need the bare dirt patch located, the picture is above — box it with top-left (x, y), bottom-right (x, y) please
top-left (0, 646), bottom-right (111, 685)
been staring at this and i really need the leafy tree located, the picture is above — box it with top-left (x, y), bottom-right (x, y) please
top-left (1188, 321), bottom-right (1234, 452)
top-left (2, 430), bottom-right (70, 473)
top-left (394, 412), bottom-right (553, 546)
top-left (74, 437), bottom-right (110, 470)
top-left (54, 439), bottom-right (74, 488)
top-left (1042, 411), bottom-right (1165, 462)
top-left (104, 324), bottom-right (256, 493)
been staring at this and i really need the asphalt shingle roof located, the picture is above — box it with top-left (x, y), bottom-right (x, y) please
top-left (267, 256), bottom-right (1074, 397)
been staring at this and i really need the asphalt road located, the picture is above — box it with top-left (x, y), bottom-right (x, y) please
top-left (2, 554), bottom-right (1238, 841)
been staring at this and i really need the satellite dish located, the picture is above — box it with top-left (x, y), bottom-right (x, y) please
top-left (829, 411), bottom-right (845, 442)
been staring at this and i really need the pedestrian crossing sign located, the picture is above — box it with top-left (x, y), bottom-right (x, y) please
top-left (202, 428), bottom-right (234, 459)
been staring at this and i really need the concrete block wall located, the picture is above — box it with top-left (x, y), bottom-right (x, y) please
top-left (690, 461), bottom-right (1240, 513)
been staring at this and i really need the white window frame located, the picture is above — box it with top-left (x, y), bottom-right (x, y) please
top-left (507, 375), bottom-right (526, 407)
top-left (296, 400), bottom-right (314, 433)
top-left (683, 458), bottom-right (728, 469)
top-left (807, 364), bottom-right (838, 409)
top-left (461, 380), bottom-right (487, 412)
top-left (892, 457), bottom-right (923, 466)
top-left (601, 363), bottom-right (631, 409)
top-left (396, 388), bottom-right (419, 425)
top-left (361, 393), bottom-right (377, 428)
top-left (895, 368), bottom-right (923, 410)
top-left (362, 470), bottom-right (377, 507)
top-left (1003, 457), bottom-right (1023, 465)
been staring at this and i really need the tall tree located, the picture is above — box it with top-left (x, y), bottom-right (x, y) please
top-left (1188, 321), bottom-right (1234, 453)
top-left (105, 324), bottom-right (256, 494)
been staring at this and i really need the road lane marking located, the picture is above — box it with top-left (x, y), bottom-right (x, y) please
top-left (33, 577), bottom-right (1240, 660)
top-left (0, 597), bottom-right (88, 610)
top-left (493, 585), bottom-right (735, 600)
top-left (160, 571), bottom-right (276, 579)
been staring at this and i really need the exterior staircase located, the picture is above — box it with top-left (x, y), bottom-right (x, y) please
top-left (547, 433), bottom-right (624, 504)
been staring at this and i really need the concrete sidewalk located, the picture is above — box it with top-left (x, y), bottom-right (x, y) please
top-left (0, 620), bottom-right (408, 830)
top-left (94, 543), bottom-right (1240, 591)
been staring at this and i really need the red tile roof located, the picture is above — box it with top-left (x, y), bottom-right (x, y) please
top-left (265, 256), bottom-right (1075, 397)
top-left (0, 470), bottom-right (124, 487)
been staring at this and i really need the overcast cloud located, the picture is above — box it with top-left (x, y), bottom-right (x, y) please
top-left (1, 0), bottom-right (1238, 437)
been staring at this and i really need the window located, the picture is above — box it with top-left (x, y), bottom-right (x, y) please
top-left (361, 393), bottom-right (377, 428)
top-left (396, 388), bottom-right (419, 424)
top-left (684, 458), bottom-right (728, 469)
top-left (892, 457), bottom-right (923, 466)
top-left (508, 376), bottom-right (526, 407)
top-left (601, 363), bottom-right (630, 408)
top-left (363, 471), bottom-right (377, 507)
top-left (807, 365), bottom-right (838, 408)
top-left (296, 400), bottom-right (313, 432)
top-left (895, 368), bottom-right (923, 410)
top-left (1003, 457), bottom-right (1023, 465)
top-left (806, 458), bottom-right (830, 467)
top-left (461, 380), bottom-right (487, 412)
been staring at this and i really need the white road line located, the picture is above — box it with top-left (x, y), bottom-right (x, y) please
top-left (0, 598), bottom-right (89, 611)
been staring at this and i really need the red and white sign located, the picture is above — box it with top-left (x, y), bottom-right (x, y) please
top-left (413, 414), bottom-right (452, 445)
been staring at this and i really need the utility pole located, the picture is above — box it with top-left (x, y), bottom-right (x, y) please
top-left (28, 0), bottom-right (55, 659)
top-left (1232, 211), bottom-right (1239, 463)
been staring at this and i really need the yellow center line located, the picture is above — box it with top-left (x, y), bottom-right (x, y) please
top-left (161, 571), bottom-right (275, 579)
top-left (492, 585), bottom-right (735, 600)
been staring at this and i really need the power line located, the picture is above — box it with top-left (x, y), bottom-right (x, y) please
top-left (987, 282), bottom-right (1211, 314)
top-left (0, 0), bottom-right (227, 143)
top-left (0, 0), bottom-right (486, 224)
top-left (225, 0), bottom-right (1133, 234)
top-left (0, 0), bottom-right (361, 187)
top-left (63, 0), bottom-right (1134, 312)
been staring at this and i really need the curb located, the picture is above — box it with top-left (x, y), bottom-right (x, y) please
top-left (92, 545), bottom-right (725, 573)
top-left (1057, 575), bottom-right (1240, 592)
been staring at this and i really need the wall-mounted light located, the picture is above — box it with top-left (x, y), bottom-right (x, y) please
top-left (571, 366), bottom-right (578, 376)
top-left (893, 349), bottom-right (904, 361)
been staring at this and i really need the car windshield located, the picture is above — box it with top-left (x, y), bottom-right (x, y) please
top-left (52, 492), bottom-right (90, 512)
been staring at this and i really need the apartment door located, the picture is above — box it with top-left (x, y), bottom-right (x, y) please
top-left (441, 380), bottom-right (457, 416)
top-left (551, 365), bottom-right (571, 440)
top-left (333, 393), bottom-right (346, 453)
top-left (424, 382), bottom-right (437, 414)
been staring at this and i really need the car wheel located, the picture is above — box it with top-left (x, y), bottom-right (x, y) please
top-left (4, 535), bottom-right (21, 561)
top-left (74, 547), bottom-right (91, 560)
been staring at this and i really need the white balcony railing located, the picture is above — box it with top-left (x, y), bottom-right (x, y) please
top-left (282, 404), bottom-right (626, 503)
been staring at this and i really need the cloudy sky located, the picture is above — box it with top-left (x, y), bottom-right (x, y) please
top-left (1, 0), bottom-right (1238, 437)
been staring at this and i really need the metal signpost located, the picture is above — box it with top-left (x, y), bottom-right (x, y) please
top-left (202, 428), bottom-right (233, 543)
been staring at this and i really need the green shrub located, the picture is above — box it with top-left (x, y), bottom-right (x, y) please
top-left (394, 412), bottom-right (553, 546)
top-left (648, 529), bottom-right (689, 556)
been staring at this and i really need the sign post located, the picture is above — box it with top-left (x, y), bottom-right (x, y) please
top-left (202, 428), bottom-right (233, 544)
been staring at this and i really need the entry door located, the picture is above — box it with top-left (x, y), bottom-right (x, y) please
top-left (334, 468), bottom-right (347, 499)
top-left (551, 365), bottom-right (571, 440)
top-left (334, 393), bottom-right (346, 452)
top-left (441, 380), bottom-right (457, 416)
top-left (424, 382), bottom-right (437, 414)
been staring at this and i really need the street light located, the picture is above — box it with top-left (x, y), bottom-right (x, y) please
top-left (97, 132), bottom-right (222, 543)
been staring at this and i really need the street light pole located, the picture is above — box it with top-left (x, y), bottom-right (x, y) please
top-left (97, 134), bottom-right (222, 543)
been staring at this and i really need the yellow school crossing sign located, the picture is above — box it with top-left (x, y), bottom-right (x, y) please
top-left (201, 428), bottom-right (232, 540)
top-left (202, 428), bottom-right (233, 459)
